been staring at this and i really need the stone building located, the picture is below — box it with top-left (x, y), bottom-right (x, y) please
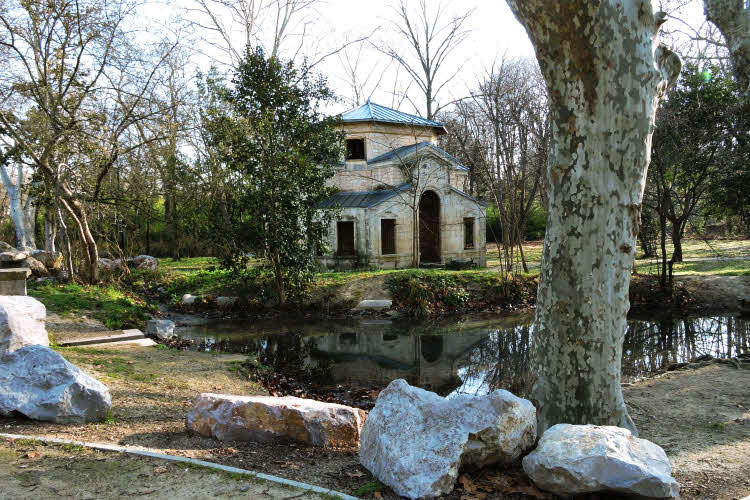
top-left (317, 101), bottom-right (487, 269)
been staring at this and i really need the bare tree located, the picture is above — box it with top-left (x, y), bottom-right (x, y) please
top-left (0, 0), bottom-right (176, 282)
top-left (337, 38), bottom-right (391, 107)
top-left (383, 0), bottom-right (473, 120)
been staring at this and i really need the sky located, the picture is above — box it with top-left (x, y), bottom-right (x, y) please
top-left (140, 0), bottom-right (711, 118)
top-left (142, 0), bottom-right (537, 117)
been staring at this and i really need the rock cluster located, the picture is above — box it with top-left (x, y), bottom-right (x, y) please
top-left (523, 424), bottom-right (680, 499)
top-left (0, 242), bottom-right (63, 278)
top-left (359, 379), bottom-right (537, 499)
top-left (0, 344), bottom-right (111, 423)
top-left (187, 393), bottom-right (367, 447)
top-left (0, 296), bottom-right (48, 355)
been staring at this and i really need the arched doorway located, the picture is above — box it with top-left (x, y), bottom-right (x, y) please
top-left (419, 190), bottom-right (440, 263)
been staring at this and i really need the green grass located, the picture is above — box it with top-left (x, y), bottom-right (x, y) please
top-left (158, 256), bottom-right (220, 271)
top-left (354, 480), bottom-right (384, 496)
top-left (636, 258), bottom-right (750, 276)
top-left (28, 282), bottom-right (152, 329)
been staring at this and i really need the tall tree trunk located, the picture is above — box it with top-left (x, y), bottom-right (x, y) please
top-left (0, 166), bottom-right (36, 249)
top-left (671, 220), bottom-right (684, 262)
top-left (704, 0), bottom-right (750, 100)
top-left (44, 208), bottom-right (57, 252)
top-left (507, 0), bottom-right (681, 434)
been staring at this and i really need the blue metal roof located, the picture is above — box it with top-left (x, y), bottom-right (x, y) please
top-left (341, 101), bottom-right (446, 132)
top-left (367, 142), bottom-right (468, 171)
top-left (451, 186), bottom-right (489, 207)
top-left (316, 183), bottom-right (412, 209)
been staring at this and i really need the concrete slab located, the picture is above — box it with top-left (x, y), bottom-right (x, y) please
top-left (86, 338), bottom-right (158, 348)
top-left (59, 329), bottom-right (145, 347)
top-left (354, 299), bottom-right (392, 311)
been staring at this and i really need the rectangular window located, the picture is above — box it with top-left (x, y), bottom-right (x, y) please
top-left (381, 219), bottom-right (396, 255)
top-left (464, 218), bottom-right (475, 249)
top-left (346, 138), bottom-right (365, 160)
top-left (337, 221), bottom-right (355, 256)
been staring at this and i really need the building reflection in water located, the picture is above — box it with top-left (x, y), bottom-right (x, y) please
top-left (181, 314), bottom-right (749, 398)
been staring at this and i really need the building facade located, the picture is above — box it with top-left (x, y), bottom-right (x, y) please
top-left (317, 101), bottom-right (487, 269)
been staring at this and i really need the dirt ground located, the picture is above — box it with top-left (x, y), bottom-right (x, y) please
top-left (0, 438), bottom-right (329, 499)
top-left (1, 316), bottom-right (748, 499)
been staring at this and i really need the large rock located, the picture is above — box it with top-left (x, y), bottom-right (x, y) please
top-left (0, 242), bottom-right (15, 252)
top-left (147, 319), bottom-right (175, 340)
top-left (0, 344), bottom-right (111, 423)
top-left (30, 250), bottom-right (63, 271)
top-left (0, 250), bottom-right (28, 265)
top-left (523, 424), bottom-right (680, 499)
top-left (22, 256), bottom-right (48, 277)
top-left (360, 379), bottom-right (537, 499)
top-left (0, 296), bottom-right (48, 355)
top-left (187, 393), bottom-right (367, 447)
top-left (132, 255), bottom-right (158, 270)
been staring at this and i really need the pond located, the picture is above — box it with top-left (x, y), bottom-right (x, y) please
top-left (177, 313), bottom-right (750, 402)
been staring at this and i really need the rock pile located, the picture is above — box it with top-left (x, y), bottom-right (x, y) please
top-left (0, 242), bottom-right (63, 278)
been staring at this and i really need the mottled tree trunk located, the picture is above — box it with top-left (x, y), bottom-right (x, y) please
top-left (0, 165), bottom-right (36, 250)
top-left (705, 0), bottom-right (750, 99)
top-left (506, 0), bottom-right (681, 433)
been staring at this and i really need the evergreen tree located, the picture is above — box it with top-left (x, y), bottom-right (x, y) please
top-left (206, 48), bottom-right (344, 303)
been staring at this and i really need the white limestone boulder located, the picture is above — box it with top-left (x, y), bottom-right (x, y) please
top-left (523, 424), bottom-right (680, 499)
top-left (0, 296), bottom-right (48, 355)
top-left (146, 319), bottom-right (176, 340)
top-left (0, 344), bottom-right (111, 423)
top-left (133, 255), bottom-right (158, 270)
top-left (359, 379), bottom-right (536, 499)
top-left (187, 393), bottom-right (367, 448)
top-left (181, 294), bottom-right (198, 305)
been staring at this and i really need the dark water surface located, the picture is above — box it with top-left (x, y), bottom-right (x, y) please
top-left (177, 313), bottom-right (750, 399)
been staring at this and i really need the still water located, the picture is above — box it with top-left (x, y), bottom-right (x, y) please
top-left (177, 313), bottom-right (750, 399)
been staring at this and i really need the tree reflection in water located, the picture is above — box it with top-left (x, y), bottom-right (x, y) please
top-left (184, 315), bottom-right (749, 400)
top-left (450, 315), bottom-right (749, 399)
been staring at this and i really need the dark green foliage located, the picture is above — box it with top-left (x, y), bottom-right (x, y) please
top-left (387, 271), bottom-right (470, 317)
top-left (648, 65), bottom-right (745, 277)
top-left (203, 48), bottom-right (344, 302)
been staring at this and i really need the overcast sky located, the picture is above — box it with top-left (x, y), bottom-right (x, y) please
top-left (142, 0), bottom-right (708, 118)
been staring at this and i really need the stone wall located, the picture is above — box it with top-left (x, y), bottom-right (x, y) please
top-left (341, 122), bottom-right (438, 162)
top-left (320, 180), bottom-right (487, 270)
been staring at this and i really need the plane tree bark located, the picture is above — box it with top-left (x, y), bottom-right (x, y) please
top-left (506, 0), bottom-right (681, 433)
top-left (704, 0), bottom-right (750, 100)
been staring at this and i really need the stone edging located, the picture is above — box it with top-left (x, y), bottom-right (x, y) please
top-left (0, 432), bottom-right (358, 500)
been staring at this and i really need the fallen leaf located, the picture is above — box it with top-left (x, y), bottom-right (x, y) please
top-left (346, 471), bottom-right (365, 478)
top-left (153, 465), bottom-right (168, 475)
top-left (459, 474), bottom-right (478, 494)
top-left (373, 493), bottom-right (382, 499)
top-left (25, 452), bottom-right (39, 459)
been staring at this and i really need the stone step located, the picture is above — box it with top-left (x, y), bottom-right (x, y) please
top-left (354, 299), bottom-right (392, 311)
top-left (58, 329), bottom-right (145, 347)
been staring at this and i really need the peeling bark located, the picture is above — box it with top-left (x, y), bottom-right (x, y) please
top-left (506, 0), bottom-right (681, 433)
top-left (704, 0), bottom-right (750, 99)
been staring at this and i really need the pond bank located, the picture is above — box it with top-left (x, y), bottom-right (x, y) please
top-left (1, 338), bottom-right (746, 499)
top-left (2, 311), bottom-right (746, 499)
